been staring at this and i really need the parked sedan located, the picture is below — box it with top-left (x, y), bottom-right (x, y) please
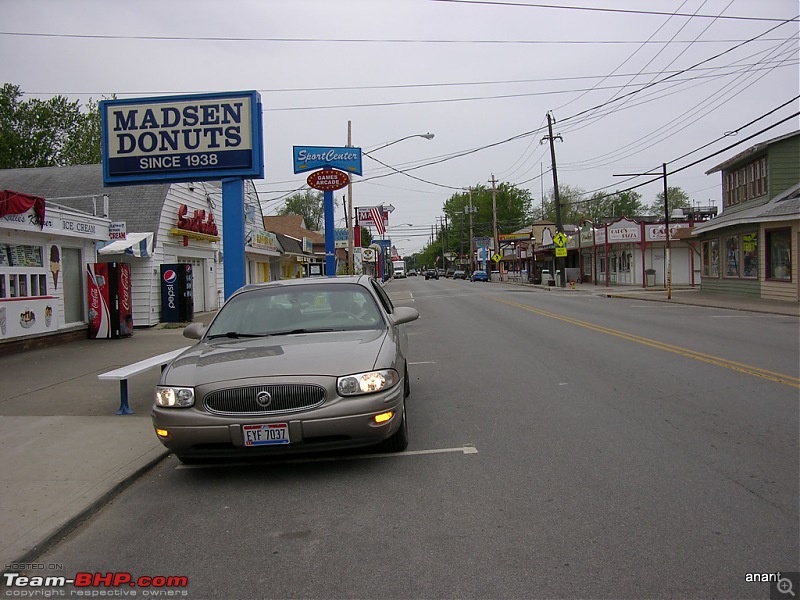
top-left (453, 270), bottom-right (467, 279)
top-left (152, 276), bottom-right (419, 463)
top-left (471, 271), bottom-right (489, 282)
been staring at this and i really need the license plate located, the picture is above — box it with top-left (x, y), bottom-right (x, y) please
top-left (243, 423), bottom-right (290, 446)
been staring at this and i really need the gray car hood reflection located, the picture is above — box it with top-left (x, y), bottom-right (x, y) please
top-left (165, 329), bottom-right (388, 386)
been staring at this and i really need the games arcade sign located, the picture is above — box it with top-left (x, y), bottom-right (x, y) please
top-left (100, 91), bottom-right (264, 186)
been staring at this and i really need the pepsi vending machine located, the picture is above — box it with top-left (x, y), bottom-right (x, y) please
top-left (87, 263), bottom-right (133, 339)
top-left (160, 264), bottom-right (194, 323)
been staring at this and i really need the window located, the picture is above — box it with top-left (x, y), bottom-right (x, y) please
top-left (703, 239), bottom-right (720, 278)
top-left (0, 244), bottom-right (48, 299)
top-left (724, 236), bottom-right (740, 277)
top-left (742, 233), bottom-right (758, 278)
top-left (766, 228), bottom-right (791, 280)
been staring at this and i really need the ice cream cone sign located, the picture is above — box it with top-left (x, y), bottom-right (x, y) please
top-left (50, 245), bottom-right (60, 289)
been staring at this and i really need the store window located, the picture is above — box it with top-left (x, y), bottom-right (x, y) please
top-left (702, 239), bottom-right (720, 278)
top-left (766, 228), bottom-right (792, 280)
top-left (0, 244), bottom-right (47, 299)
top-left (724, 236), bottom-right (740, 277)
top-left (742, 233), bottom-right (758, 278)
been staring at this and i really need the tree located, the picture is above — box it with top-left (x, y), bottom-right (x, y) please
top-left (647, 186), bottom-right (690, 217)
top-left (0, 83), bottom-right (103, 168)
top-left (277, 190), bottom-right (333, 231)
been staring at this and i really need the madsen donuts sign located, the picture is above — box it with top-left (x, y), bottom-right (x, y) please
top-left (100, 91), bottom-right (264, 186)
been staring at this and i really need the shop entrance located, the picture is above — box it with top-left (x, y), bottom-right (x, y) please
top-left (178, 257), bottom-right (205, 313)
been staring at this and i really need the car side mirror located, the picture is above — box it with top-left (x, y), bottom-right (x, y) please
top-left (391, 307), bottom-right (419, 325)
top-left (183, 322), bottom-right (207, 340)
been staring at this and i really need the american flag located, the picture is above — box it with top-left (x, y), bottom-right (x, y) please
top-left (369, 205), bottom-right (386, 236)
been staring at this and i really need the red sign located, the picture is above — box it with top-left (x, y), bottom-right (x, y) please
top-left (176, 204), bottom-right (218, 236)
top-left (307, 169), bottom-right (350, 191)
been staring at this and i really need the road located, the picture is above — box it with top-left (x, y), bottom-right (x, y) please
top-left (29, 277), bottom-right (800, 599)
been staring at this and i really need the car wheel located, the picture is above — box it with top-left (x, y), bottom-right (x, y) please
top-left (378, 403), bottom-right (408, 453)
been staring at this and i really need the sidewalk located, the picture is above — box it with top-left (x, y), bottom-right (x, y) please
top-left (0, 313), bottom-right (215, 570)
top-left (1, 288), bottom-right (797, 570)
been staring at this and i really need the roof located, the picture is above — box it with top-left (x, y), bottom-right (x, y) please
top-left (0, 164), bottom-right (170, 234)
top-left (705, 130), bottom-right (800, 175)
top-left (262, 215), bottom-right (325, 244)
top-left (692, 182), bottom-right (800, 235)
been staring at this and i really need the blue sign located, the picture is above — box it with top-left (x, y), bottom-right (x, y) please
top-left (293, 146), bottom-right (362, 176)
top-left (100, 91), bottom-right (264, 186)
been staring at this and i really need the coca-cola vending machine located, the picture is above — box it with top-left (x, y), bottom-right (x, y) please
top-left (160, 264), bottom-right (194, 323)
top-left (87, 263), bottom-right (133, 339)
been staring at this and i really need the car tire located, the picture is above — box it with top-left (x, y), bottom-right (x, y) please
top-left (378, 403), bottom-right (408, 453)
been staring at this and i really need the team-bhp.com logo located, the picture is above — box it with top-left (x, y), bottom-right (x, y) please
top-left (3, 571), bottom-right (189, 594)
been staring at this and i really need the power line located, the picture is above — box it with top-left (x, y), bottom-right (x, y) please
top-left (430, 0), bottom-right (799, 23)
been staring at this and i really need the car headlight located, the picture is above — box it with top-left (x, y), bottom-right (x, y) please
top-left (155, 386), bottom-right (195, 407)
top-left (337, 369), bottom-right (399, 396)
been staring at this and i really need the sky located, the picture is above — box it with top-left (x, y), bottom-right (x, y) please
top-left (1, 0), bottom-right (798, 255)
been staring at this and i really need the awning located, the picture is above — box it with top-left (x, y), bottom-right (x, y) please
top-left (0, 190), bottom-right (46, 229)
top-left (98, 232), bottom-right (154, 258)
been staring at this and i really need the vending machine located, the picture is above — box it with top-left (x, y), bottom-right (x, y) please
top-left (160, 264), bottom-right (194, 323)
top-left (87, 262), bottom-right (133, 339)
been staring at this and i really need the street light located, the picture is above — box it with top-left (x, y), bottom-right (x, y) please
top-left (347, 129), bottom-right (435, 272)
top-left (364, 133), bottom-right (435, 155)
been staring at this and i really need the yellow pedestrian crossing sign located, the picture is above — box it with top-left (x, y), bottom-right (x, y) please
top-left (554, 232), bottom-right (567, 247)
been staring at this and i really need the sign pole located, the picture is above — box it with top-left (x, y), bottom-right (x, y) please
top-left (324, 188), bottom-right (336, 277)
top-left (222, 178), bottom-right (246, 299)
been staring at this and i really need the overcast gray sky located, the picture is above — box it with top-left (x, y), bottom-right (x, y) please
top-left (2, 0), bottom-right (798, 254)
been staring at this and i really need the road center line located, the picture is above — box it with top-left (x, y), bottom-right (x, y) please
top-left (488, 295), bottom-right (800, 389)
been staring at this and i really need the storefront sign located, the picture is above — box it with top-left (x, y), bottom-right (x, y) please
top-left (251, 229), bottom-right (281, 253)
top-left (100, 91), bottom-right (264, 185)
top-left (293, 146), bottom-right (362, 176)
top-left (608, 220), bottom-right (641, 243)
top-left (109, 222), bottom-right (127, 240)
top-left (645, 223), bottom-right (688, 242)
top-left (1, 206), bottom-right (109, 240)
top-left (175, 204), bottom-right (218, 236)
top-left (307, 169), bottom-right (350, 191)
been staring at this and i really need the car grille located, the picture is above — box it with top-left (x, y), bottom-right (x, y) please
top-left (203, 384), bottom-right (326, 416)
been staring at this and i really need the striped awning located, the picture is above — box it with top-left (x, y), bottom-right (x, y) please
top-left (98, 232), bottom-right (154, 258)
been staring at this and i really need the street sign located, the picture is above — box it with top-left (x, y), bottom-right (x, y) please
top-left (556, 248), bottom-right (567, 257)
top-left (492, 253), bottom-right (502, 263)
top-left (554, 232), bottom-right (568, 247)
top-left (444, 252), bottom-right (456, 261)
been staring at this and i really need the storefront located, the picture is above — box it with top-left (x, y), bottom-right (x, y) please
top-left (0, 192), bottom-right (110, 347)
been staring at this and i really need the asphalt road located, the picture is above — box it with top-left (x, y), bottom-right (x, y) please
top-left (29, 277), bottom-right (800, 599)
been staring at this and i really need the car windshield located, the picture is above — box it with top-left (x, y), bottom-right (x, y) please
top-left (206, 283), bottom-right (385, 338)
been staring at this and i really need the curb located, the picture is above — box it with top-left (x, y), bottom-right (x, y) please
top-left (8, 448), bottom-right (171, 567)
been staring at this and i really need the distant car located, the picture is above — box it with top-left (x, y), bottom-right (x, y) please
top-left (151, 275), bottom-right (419, 463)
top-left (471, 271), bottom-right (489, 282)
top-left (425, 269), bottom-right (439, 280)
top-left (453, 270), bottom-right (467, 279)
top-left (408, 269), bottom-right (417, 276)
top-left (438, 269), bottom-right (446, 277)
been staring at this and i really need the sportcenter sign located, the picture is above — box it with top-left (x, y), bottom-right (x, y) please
top-left (100, 91), bottom-right (264, 186)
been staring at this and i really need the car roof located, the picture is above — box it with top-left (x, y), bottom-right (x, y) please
top-left (235, 275), bottom-right (373, 294)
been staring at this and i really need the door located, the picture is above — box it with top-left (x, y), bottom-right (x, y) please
top-left (62, 248), bottom-right (83, 324)
top-left (178, 257), bottom-right (205, 313)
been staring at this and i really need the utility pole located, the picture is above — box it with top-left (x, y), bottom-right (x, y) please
top-left (346, 121), bottom-right (354, 274)
top-left (663, 162), bottom-right (672, 300)
top-left (490, 174), bottom-right (498, 278)
top-left (465, 187), bottom-right (475, 274)
top-left (542, 111), bottom-right (565, 287)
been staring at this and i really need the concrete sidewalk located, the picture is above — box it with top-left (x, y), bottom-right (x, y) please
top-left (0, 313), bottom-right (215, 569)
top-left (1, 288), bottom-right (797, 569)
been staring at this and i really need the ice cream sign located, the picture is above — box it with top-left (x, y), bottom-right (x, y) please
top-left (100, 91), bottom-right (264, 186)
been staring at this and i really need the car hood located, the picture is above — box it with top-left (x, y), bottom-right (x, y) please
top-left (163, 329), bottom-right (388, 386)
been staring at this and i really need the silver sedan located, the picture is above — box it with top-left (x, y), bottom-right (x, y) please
top-left (151, 276), bottom-right (419, 463)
